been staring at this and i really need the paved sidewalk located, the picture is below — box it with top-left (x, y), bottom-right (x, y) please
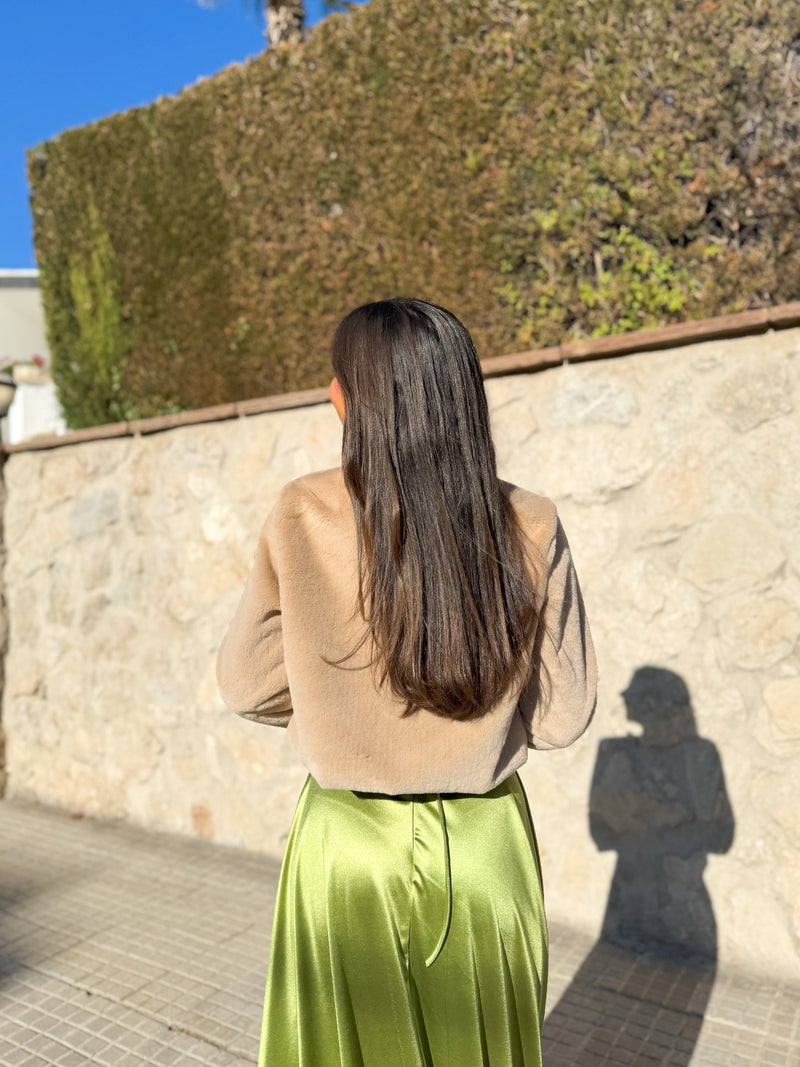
top-left (0, 798), bottom-right (798, 1067)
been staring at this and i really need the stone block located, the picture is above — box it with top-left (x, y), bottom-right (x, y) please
top-left (5, 647), bottom-right (43, 697)
top-left (126, 447), bottom-right (157, 496)
top-left (716, 595), bottom-right (800, 671)
top-left (164, 424), bottom-right (227, 468)
top-left (80, 593), bottom-right (111, 632)
top-left (751, 768), bottom-right (800, 848)
top-left (709, 362), bottom-right (794, 432)
top-left (488, 379), bottom-right (539, 480)
top-left (70, 489), bottom-right (120, 541)
top-left (762, 677), bottom-right (800, 739)
top-left (201, 502), bottom-right (245, 545)
top-left (526, 422), bottom-right (657, 505)
top-left (639, 440), bottom-right (710, 543)
top-left (48, 556), bottom-right (75, 627)
top-left (678, 514), bottom-right (785, 595)
top-left (41, 452), bottom-right (87, 503)
top-left (3, 451), bottom-right (42, 496)
top-left (551, 374), bottom-right (639, 427)
top-left (596, 557), bottom-right (703, 661)
top-left (81, 539), bottom-right (113, 591)
top-left (191, 803), bottom-right (215, 839)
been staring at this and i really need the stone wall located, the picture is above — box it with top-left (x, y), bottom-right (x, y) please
top-left (2, 328), bottom-right (798, 982)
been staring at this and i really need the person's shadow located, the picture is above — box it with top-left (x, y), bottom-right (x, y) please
top-left (541, 667), bottom-right (734, 1066)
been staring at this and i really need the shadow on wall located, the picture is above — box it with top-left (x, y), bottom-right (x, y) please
top-left (542, 667), bottom-right (735, 1066)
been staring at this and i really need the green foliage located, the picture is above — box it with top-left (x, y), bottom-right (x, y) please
top-left (578, 228), bottom-right (697, 336)
top-left (28, 0), bottom-right (800, 427)
top-left (55, 196), bottom-right (138, 427)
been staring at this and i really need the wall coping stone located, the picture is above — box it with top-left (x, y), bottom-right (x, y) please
top-left (5, 301), bottom-right (800, 454)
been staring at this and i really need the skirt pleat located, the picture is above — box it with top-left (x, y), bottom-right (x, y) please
top-left (258, 772), bottom-right (548, 1067)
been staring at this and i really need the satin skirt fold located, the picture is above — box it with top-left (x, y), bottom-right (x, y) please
top-left (258, 772), bottom-right (548, 1067)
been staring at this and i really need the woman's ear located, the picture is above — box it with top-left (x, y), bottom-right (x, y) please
top-left (330, 377), bottom-right (345, 423)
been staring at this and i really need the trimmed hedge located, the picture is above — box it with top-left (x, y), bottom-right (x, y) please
top-left (28, 0), bottom-right (800, 428)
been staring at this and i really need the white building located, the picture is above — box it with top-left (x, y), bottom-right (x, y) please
top-left (0, 268), bottom-right (67, 445)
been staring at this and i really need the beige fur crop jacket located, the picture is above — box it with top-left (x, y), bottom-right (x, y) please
top-left (216, 466), bottom-right (597, 794)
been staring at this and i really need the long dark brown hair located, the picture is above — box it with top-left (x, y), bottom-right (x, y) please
top-left (327, 297), bottom-right (542, 721)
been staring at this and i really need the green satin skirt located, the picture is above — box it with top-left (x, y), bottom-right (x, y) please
top-left (258, 772), bottom-right (548, 1067)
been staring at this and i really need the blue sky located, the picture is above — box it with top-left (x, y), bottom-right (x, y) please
top-left (0, 0), bottom-right (369, 268)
